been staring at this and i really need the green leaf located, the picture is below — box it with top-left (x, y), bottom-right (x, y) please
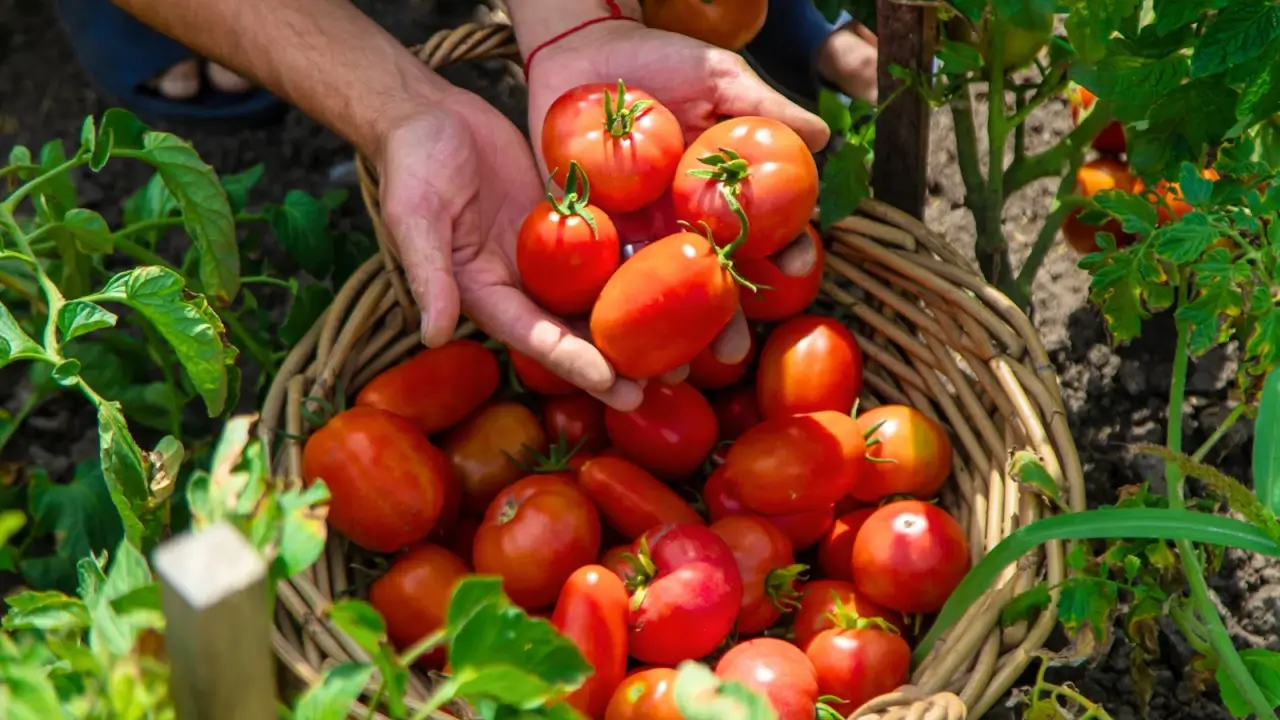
top-left (1057, 575), bottom-right (1117, 641)
top-left (281, 284), bottom-right (334, 347)
top-left (673, 661), bottom-right (779, 720)
top-left (97, 401), bottom-right (149, 548)
top-left (936, 37), bottom-right (984, 76)
top-left (1190, 1), bottom-right (1280, 78)
top-left (327, 600), bottom-right (387, 656)
top-left (1079, 243), bottom-right (1168, 342)
top-left (272, 482), bottom-right (330, 581)
top-left (1176, 248), bottom-right (1248, 355)
top-left (51, 359), bottom-right (81, 386)
top-left (1256, 370), bottom-right (1280, 518)
top-left (220, 164), bottom-right (265, 214)
top-left (1152, 212), bottom-right (1221, 263)
top-left (1007, 451), bottom-right (1066, 511)
top-left (92, 109), bottom-right (147, 171)
top-left (1093, 189), bottom-right (1158, 236)
top-left (817, 89), bottom-right (851, 138)
top-left (818, 141), bottom-right (871, 229)
top-left (447, 576), bottom-right (506, 630)
top-left (0, 510), bottom-right (23, 547)
top-left (1070, 53), bottom-right (1188, 125)
top-left (62, 208), bottom-right (113, 253)
top-left (1219, 649), bottom-right (1280, 717)
top-left (34, 140), bottom-right (78, 219)
top-left (1064, 0), bottom-right (1142, 63)
top-left (0, 664), bottom-right (63, 720)
top-left (0, 299), bottom-right (45, 369)
top-left (1155, 0), bottom-right (1225, 36)
top-left (8, 144), bottom-right (32, 169)
top-left (102, 540), bottom-right (152, 603)
top-left (122, 173), bottom-right (179, 227)
top-left (268, 190), bottom-right (335, 280)
top-left (2, 590), bottom-right (90, 632)
top-left (332, 231), bottom-right (377, 287)
top-left (78, 116), bottom-right (96, 156)
top-left (293, 663), bottom-right (375, 720)
top-left (1000, 584), bottom-right (1052, 626)
top-left (1146, 77), bottom-right (1241, 150)
top-left (990, 0), bottom-right (1054, 32)
top-left (57, 300), bottom-right (119, 343)
top-left (20, 464), bottom-right (123, 593)
top-left (1178, 163), bottom-right (1214, 206)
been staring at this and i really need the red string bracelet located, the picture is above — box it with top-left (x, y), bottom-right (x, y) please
top-left (522, 0), bottom-right (641, 77)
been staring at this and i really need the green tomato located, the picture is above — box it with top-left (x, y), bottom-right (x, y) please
top-left (945, 11), bottom-right (1054, 73)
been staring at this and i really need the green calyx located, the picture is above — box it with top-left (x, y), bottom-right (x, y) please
top-left (824, 593), bottom-right (902, 635)
top-left (688, 147), bottom-right (752, 185)
top-left (547, 160), bottom-right (600, 241)
top-left (520, 431), bottom-right (589, 474)
top-left (862, 418), bottom-right (899, 465)
top-left (621, 536), bottom-right (659, 612)
top-left (682, 187), bottom-right (771, 296)
top-left (765, 563), bottom-right (809, 613)
top-left (603, 78), bottom-right (653, 138)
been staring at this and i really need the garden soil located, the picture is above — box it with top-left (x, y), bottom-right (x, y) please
top-left (1, 0), bottom-right (1274, 717)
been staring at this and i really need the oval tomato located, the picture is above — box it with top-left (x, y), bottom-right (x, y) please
top-left (642, 0), bottom-right (767, 51)
top-left (712, 383), bottom-right (761, 441)
top-left (303, 407), bottom-right (452, 552)
top-left (542, 81), bottom-right (685, 215)
top-left (805, 626), bottom-right (911, 717)
top-left (816, 508), bottom-right (875, 582)
top-left (441, 401), bottom-right (548, 514)
top-left (792, 579), bottom-right (903, 650)
top-left (578, 456), bottom-right (705, 540)
top-left (552, 565), bottom-right (630, 719)
top-left (543, 393), bottom-right (608, 453)
top-left (714, 638), bottom-right (819, 720)
top-left (473, 474), bottom-right (602, 609)
top-left (704, 465), bottom-right (833, 551)
top-left (710, 515), bottom-right (804, 636)
top-left (723, 411), bottom-right (864, 514)
top-left (1063, 158), bottom-right (1142, 254)
top-left (368, 544), bottom-right (470, 669)
top-left (1153, 167), bottom-right (1220, 225)
top-left (1068, 85), bottom-right (1126, 156)
top-left (672, 117), bottom-right (819, 259)
top-left (757, 314), bottom-right (862, 419)
top-left (605, 381), bottom-right (718, 479)
top-left (852, 405), bottom-right (952, 502)
top-left (852, 501), bottom-right (971, 614)
top-left (627, 524), bottom-right (743, 664)
top-left (590, 231), bottom-right (741, 380)
top-left (605, 668), bottom-right (683, 720)
top-left (510, 348), bottom-right (578, 395)
top-left (737, 225), bottom-right (825, 321)
top-left (688, 328), bottom-right (758, 390)
top-left (355, 340), bottom-right (499, 434)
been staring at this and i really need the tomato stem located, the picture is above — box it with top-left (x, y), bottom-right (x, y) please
top-left (765, 563), bottom-right (808, 613)
top-left (603, 78), bottom-right (652, 138)
top-left (547, 160), bottom-right (601, 241)
top-left (825, 594), bottom-right (901, 635)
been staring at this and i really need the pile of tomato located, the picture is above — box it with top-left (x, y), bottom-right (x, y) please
top-left (302, 79), bottom-right (975, 720)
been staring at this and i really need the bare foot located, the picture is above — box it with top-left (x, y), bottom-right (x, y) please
top-left (815, 22), bottom-right (878, 104)
top-left (151, 59), bottom-right (255, 99)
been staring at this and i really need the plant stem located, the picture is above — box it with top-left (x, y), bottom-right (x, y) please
top-left (2, 157), bottom-right (88, 213)
top-left (1015, 152), bottom-right (1086, 291)
top-left (978, 36), bottom-right (1020, 301)
top-left (241, 275), bottom-right (295, 290)
top-left (0, 208), bottom-right (65, 358)
top-left (111, 212), bottom-right (266, 242)
top-left (0, 164), bottom-right (43, 181)
top-left (950, 89), bottom-right (987, 232)
top-left (1193, 404), bottom-right (1247, 462)
top-left (1004, 99), bottom-right (1116, 196)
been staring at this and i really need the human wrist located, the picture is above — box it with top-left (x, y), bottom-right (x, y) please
top-left (508, 0), bottom-right (642, 60)
top-left (359, 59), bottom-right (458, 164)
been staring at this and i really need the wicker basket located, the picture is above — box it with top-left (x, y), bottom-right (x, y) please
top-left (259, 21), bottom-right (1086, 720)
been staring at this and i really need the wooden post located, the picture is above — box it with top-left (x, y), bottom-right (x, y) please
top-left (153, 521), bottom-right (277, 720)
top-left (873, 0), bottom-right (937, 219)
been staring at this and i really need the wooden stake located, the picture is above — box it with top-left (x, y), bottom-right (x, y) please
top-left (873, 0), bottom-right (937, 219)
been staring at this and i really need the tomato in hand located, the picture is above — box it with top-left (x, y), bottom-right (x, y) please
top-left (642, 0), bottom-right (767, 51)
top-left (687, 327), bottom-right (757, 390)
top-left (710, 515), bottom-right (804, 636)
top-left (355, 340), bottom-right (499, 434)
top-left (852, 500), bottom-right (971, 614)
top-left (510, 347), bottom-right (578, 395)
top-left (626, 524), bottom-right (743, 664)
top-left (543, 393), bottom-right (607, 453)
top-left (303, 407), bottom-right (452, 552)
top-left (473, 474), bottom-right (601, 609)
top-left (671, 116), bottom-right (819, 259)
top-left (368, 544), bottom-right (469, 669)
top-left (723, 411), bottom-right (864, 514)
top-left (853, 405), bottom-right (952, 502)
top-left (704, 465), bottom-right (833, 551)
top-left (757, 314), bottom-right (862, 419)
top-left (816, 508), bottom-right (875, 582)
top-left (714, 638), bottom-right (819, 720)
top-left (793, 579), bottom-right (902, 650)
top-left (590, 230), bottom-right (742, 380)
top-left (605, 668), bottom-right (683, 720)
top-left (553, 565), bottom-right (630, 719)
top-left (1062, 158), bottom-right (1142, 254)
top-left (441, 401), bottom-right (548, 514)
top-left (805, 625), bottom-right (911, 716)
top-left (1068, 85), bottom-right (1126, 156)
top-left (737, 226), bottom-right (825, 321)
top-left (605, 381), bottom-right (718, 479)
top-left (578, 456), bottom-right (704, 540)
top-left (712, 383), bottom-right (761, 441)
top-left (542, 80), bottom-right (685, 215)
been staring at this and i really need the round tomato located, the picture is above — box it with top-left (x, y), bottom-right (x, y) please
top-left (688, 328), bottom-right (758, 390)
top-left (642, 0), bottom-right (767, 51)
top-left (441, 401), bottom-right (548, 514)
top-left (1153, 167), bottom-right (1220, 225)
top-left (510, 347), bottom-right (578, 395)
top-left (757, 314), bottom-right (862, 419)
top-left (605, 668), bottom-right (683, 720)
top-left (723, 411), bottom-right (864, 514)
top-left (792, 579), bottom-right (903, 650)
top-left (805, 625), bottom-right (912, 716)
top-left (600, 544), bottom-right (636, 581)
top-left (552, 565), bottom-right (630, 719)
top-left (303, 407), bottom-right (452, 552)
top-left (473, 474), bottom-right (602, 609)
top-left (605, 381), bottom-right (718, 479)
top-left (542, 81), bottom-right (685, 215)
top-left (578, 456), bottom-right (705, 539)
top-left (672, 117), bottom-right (819, 259)
top-left (710, 515), bottom-right (804, 636)
top-left (591, 230), bottom-right (742, 379)
top-left (1068, 85), bottom-right (1126, 155)
top-left (355, 340), bottom-right (499, 434)
top-left (626, 524), bottom-right (743, 664)
top-left (704, 465), bottom-right (833, 551)
top-left (852, 405), bottom-right (952, 502)
top-left (816, 508), bottom-right (875, 582)
top-left (712, 383), bottom-right (761, 441)
top-left (852, 501), bottom-right (971, 614)
top-left (368, 544), bottom-right (469, 669)
top-left (736, 226), bottom-right (825, 321)
top-left (714, 638), bottom-right (819, 720)
top-left (1063, 158), bottom-right (1143, 254)
top-left (543, 393), bottom-right (608, 453)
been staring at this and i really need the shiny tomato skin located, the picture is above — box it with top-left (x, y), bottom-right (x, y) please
top-left (710, 515), bottom-right (801, 636)
top-left (714, 638), bottom-right (819, 720)
top-left (712, 383), bottom-right (761, 441)
top-left (605, 381), bottom-right (718, 480)
top-left (473, 474), bottom-right (602, 609)
top-left (368, 544), bottom-right (470, 669)
top-left (687, 330), bottom-right (757, 390)
top-left (672, 117), bottom-right (819, 259)
top-left (642, 0), bottom-right (768, 51)
top-left (628, 524), bottom-right (744, 665)
top-left (853, 405), bottom-right (952, 502)
top-left (543, 393), bottom-right (608, 453)
top-left (852, 501), bottom-right (971, 614)
top-left (605, 668), bottom-right (683, 720)
top-left (757, 314), bottom-right (862, 419)
top-left (542, 83), bottom-right (685, 215)
top-left (1069, 85), bottom-right (1126, 155)
top-left (355, 340), bottom-right (499, 434)
top-left (590, 231), bottom-right (741, 380)
top-left (441, 401), bottom-right (548, 514)
top-left (817, 508), bottom-right (875, 581)
top-left (516, 200), bottom-right (621, 317)
top-left (805, 627), bottom-right (912, 717)
top-left (723, 410), bottom-right (865, 514)
top-left (1063, 158), bottom-right (1142, 254)
top-left (704, 465), bottom-right (833, 551)
top-left (578, 456), bottom-right (705, 540)
top-left (737, 226), bottom-right (825, 321)
top-left (553, 565), bottom-right (631, 719)
top-left (510, 347), bottom-right (578, 395)
top-left (303, 407), bottom-right (451, 552)
top-left (793, 579), bottom-right (903, 650)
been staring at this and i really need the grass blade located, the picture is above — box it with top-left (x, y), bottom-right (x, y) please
top-left (1255, 370), bottom-right (1280, 516)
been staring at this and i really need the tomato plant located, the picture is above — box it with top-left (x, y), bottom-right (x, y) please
top-left (723, 410), bottom-right (865, 514)
top-left (1068, 84), bottom-right (1126, 155)
top-left (553, 565), bottom-right (631, 719)
top-left (816, 507), bottom-right (874, 582)
top-left (641, 0), bottom-right (768, 51)
top-left (510, 347), bottom-right (578, 395)
top-left (711, 383), bottom-right (761, 441)
top-left (355, 339), bottom-right (500, 434)
top-left (1062, 158), bottom-right (1143, 254)
top-left (735, 226), bottom-right (826, 322)
top-left (805, 623), bottom-right (911, 717)
top-left (605, 667), bottom-right (683, 720)
top-left (852, 405), bottom-right (952, 502)
top-left (368, 543), bottom-right (470, 669)
top-left (543, 392), bottom-right (608, 453)
top-left (710, 515), bottom-right (805, 636)
top-left (757, 314), bottom-right (862, 419)
top-left (852, 500), bottom-right (970, 614)
top-left (792, 579), bottom-right (902, 650)
top-left (605, 380), bottom-right (718, 479)
top-left (578, 456), bottom-right (705, 539)
top-left (714, 638), bottom-right (819, 720)
top-left (703, 465), bottom-right (834, 551)
top-left (441, 401), bottom-right (548, 513)
top-left (688, 328), bottom-right (758, 390)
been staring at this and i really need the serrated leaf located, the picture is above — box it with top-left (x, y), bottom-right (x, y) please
top-left (819, 141), bottom-right (871, 229)
top-left (1080, 244), bottom-right (1168, 342)
top-left (1256, 371), bottom-right (1280, 518)
top-left (1056, 575), bottom-right (1117, 641)
top-left (1008, 451), bottom-right (1066, 511)
top-left (1178, 163), bottom-right (1214, 206)
top-left (272, 482), bottom-right (329, 581)
top-left (1152, 212), bottom-right (1222, 263)
top-left (97, 402), bottom-right (149, 548)
top-left (293, 663), bottom-right (375, 720)
top-left (269, 191), bottom-right (334, 280)
top-left (1218, 648), bottom-right (1280, 717)
top-left (1244, 300), bottom-right (1280, 378)
top-left (1093, 189), bottom-right (1157, 236)
top-left (0, 299), bottom-right (45, 368)
top-left (2, 590), bottom-right (90, 632)
top-left (1155, 0), bottom-right (1225, 36)
top-left (1148, 77), bottom-right (1241, 149)
top-left (19, 464), bottom-right (124, 593)
top-left (1191, 1), bottom-right (1280, 78)
top-left (57, 300), bottom-right (119, 342)
top-left (1000, 585), bottom-right (1052, 626)
top-left (220, 164), bottom-right (265, 214)
top-left (62, 208), bottom-right (113, 253)
top-left (1176, 249), bottom-right (1247, 354)
top-left (1064, 0), bottom-right (1142, 63)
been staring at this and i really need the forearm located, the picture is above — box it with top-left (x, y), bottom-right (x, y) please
top-left (112, 0), bottom-right (453, 159)
top-left (507, 0), bottom-right (642, 59)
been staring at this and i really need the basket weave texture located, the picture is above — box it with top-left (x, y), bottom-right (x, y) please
top-left (259, 21), bottom-right (1087, 720)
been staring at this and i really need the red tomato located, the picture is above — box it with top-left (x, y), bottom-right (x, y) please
top-left (671, 117), bottom-right (819, 259)
top-left (710, 515), bottom-right (804, 636)
top-left (817, 508), bottom-right (875, 581)
top-left (368, 544), bottom-right (470, 669)
top-left (852, 501), bottom-right (971, 614)
top-left (642, 0), bottom-right (768, 51)
top-left (510, 347), bottom-right (578, 395)
top-left (590, 231), bottom-right (741, 380)
top-left (1068, 85), bottom-right (1126, 156)
top-left (757, 314), bottom-right (862, 419)
top-left (723, 411), bottom-right (864, 514)
top-left (473, 475), bottom-right (602, 609)
top-left (303, 407), bottom-right (451, 552)
top-left (712, 383), bottom-right (761, 441)
top-left (542, 81), bottom-right (685, 215)
top-left (578, 456), bottom-right (705, 540)
top-left (792, 579), bottom-right (903, 650)
top-left (714, 638), bottom-right (819, 720)
top-left (852, 405), bottom-right (952, 502)
top-left (805, 626), bottom-right (911, 716)
top-left (688, 327), bottom-right (759, 391)
top-left (1062, 158), bottom-right (1142, 254)
top-left (703, 466), bottom-right (833, 551)
top-left (626, 524), bottom-right (743, 664)
top-left (834, 494), bottom-right (869, 517)
top-left (1153, 168), bottom-right (1220, 225)
top-left (441, 401), bottom-right (549, 514)
top-left (605, 381), bottom-right (718, 479)
top-left (543, 393), bottom-right (608, 453)
top-left (605, 668), bottom-right (683, 720)
top-left (553, 565), bottom-right (630, 719)
top-left (737, 226), bottom-right (825, 321)
top-left (600, 544), bottom-right (635, 581)
top-left (355, 340), bottom-right (499, 434)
